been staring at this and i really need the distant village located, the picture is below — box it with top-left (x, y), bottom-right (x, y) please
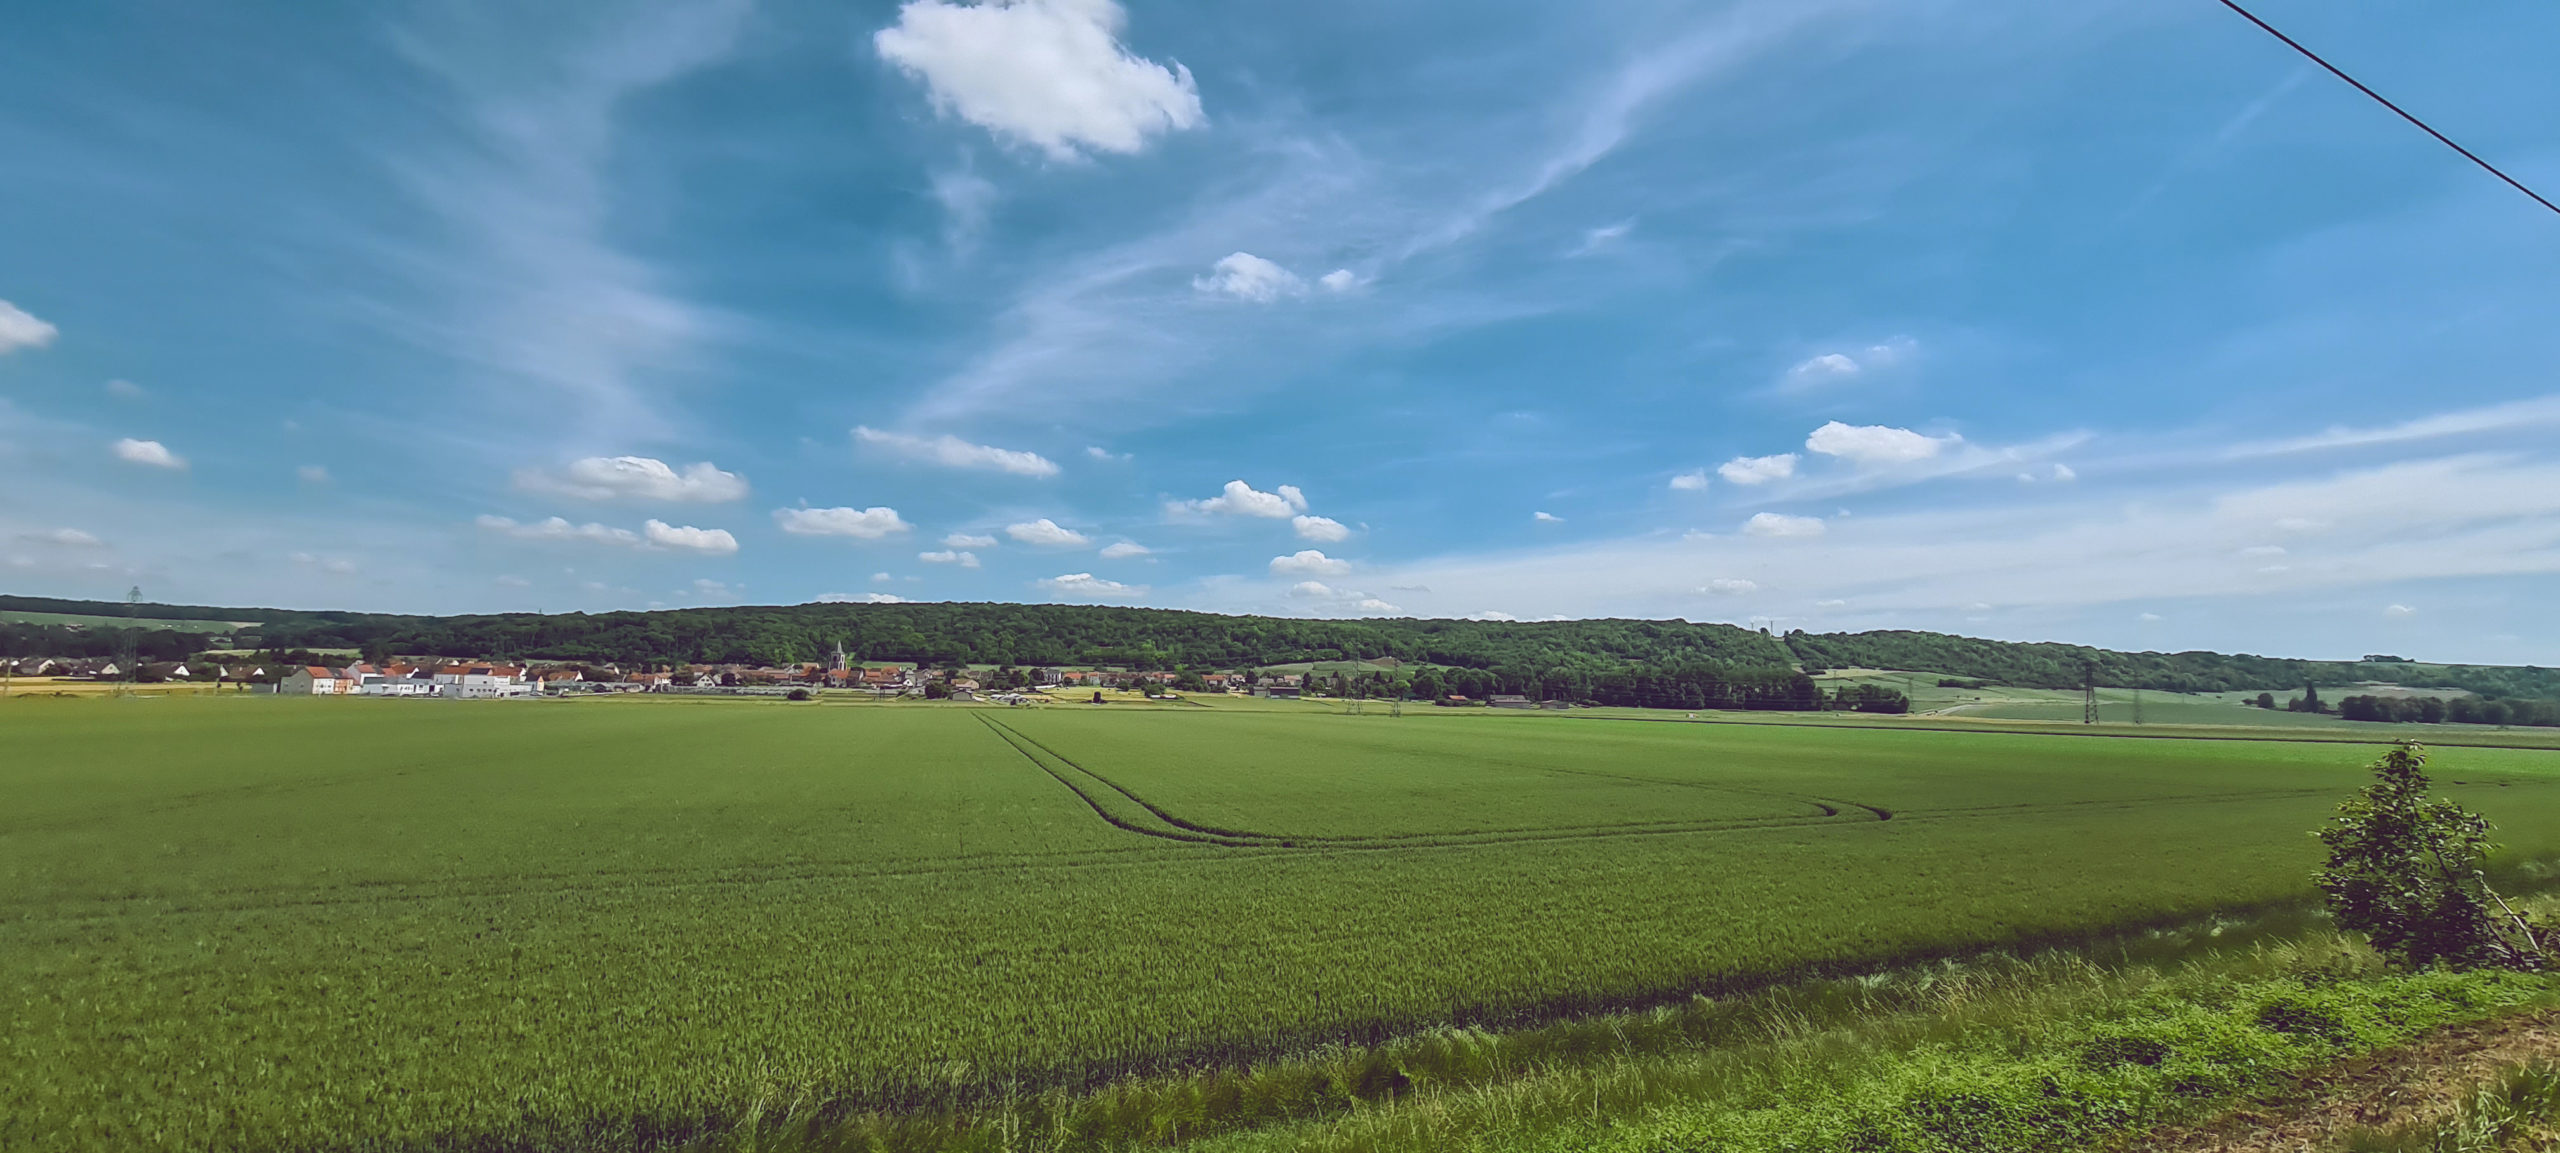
top-left (3, 646), bottom-right (1583, 707)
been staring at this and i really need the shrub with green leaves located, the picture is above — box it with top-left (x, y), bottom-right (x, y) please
top-left (2314, 743), bottom-right (2549, 971)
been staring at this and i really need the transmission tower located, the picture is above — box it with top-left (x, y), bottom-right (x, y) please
top-left (2082, 660), bottom-right (2099, 725)
top-left (117, 585), bottom-right (142, 697)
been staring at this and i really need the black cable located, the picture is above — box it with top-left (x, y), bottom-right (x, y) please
top-left (2215, 0), bottom-right (2559, 217)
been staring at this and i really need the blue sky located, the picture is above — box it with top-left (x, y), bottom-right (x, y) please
top-left (5, 0), bottom-right (2559, 664)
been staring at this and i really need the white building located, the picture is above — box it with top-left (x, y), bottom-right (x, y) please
top-left (432, 664), bottom-right (535, 699)
top-left (355, 672), bottom-right (436, 697)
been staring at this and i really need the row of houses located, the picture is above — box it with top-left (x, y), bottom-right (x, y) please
top-left (5, 657), bottom-right (272, 682)
top-left (280, 663), bottom-right (538, 699)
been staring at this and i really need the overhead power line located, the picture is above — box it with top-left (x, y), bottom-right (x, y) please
top-left (2215, 0), bottom-right (2560, 218)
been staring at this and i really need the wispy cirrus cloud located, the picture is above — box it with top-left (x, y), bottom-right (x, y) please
top-left (855, 426), bottom-right (1061, 477)
top-left (370, 1), bottom-right (753, 443)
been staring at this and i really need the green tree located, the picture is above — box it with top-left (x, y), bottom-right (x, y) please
top-left (2314, 743), bottom-right (2545, 971)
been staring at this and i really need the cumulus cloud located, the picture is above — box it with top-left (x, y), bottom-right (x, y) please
top-left (1085, 445), bottom-right (1130, 462)
top-left (1007, 518), bottom-right (1090, 547)
top-left (1742, 512), bottom-right (1826, 538)
top-left (943, 532), bottom-right (998, 548)
top-left (516, 456), bottom-right (749, 503)
top-left (112, 438), bottom-right (185, 469)
top-left (919, 549), bottom-right (983, 567)
top-left (1270, 549), bottom-right (1351, 577)
top-left (1805, 421), bottom-right (1957, 466)
top-left (477, 515), bottom-right (643, 546)
top-left (1702, 578), bottom-right (1759, 595)
top-left (1534, 511), bottom-right (1563, 522)
top-left (1469, 611), bottom-right (1519, 622)
top-left (1316, 268), bottom-right (1363, 292)
top-left (644, 520), bottom-right (740, 554)
top-left (1668, 470), bottom-right (1709, 492)
top-left (855, 427), bottom-right (1060, 477)
top-left (873, 0), bottom-right (1203, 160)
top-left (774, 506), bottom-right (912, 539)
top-left (1194, 252), bottom-right (1302, 302)
top-left (1292, 514), bottom-right (1350, 542)
top-left (1170, 480), bottom-right (1308, 518)
top-left (1039, 572), bottom-right (1145, 598)
top-left (2384, 603), bottom-right (2416, 618)
top-left (1718, 453), bottom-right (1798, 485)
top-left (0, 300), bottom-right (57, 354)
top-left (818, 591), bottom-right (913, 604)
top-left (1353, 598), bottom-right (1400, 613)
top-left (1099, 540), bottom-right (1151, 558)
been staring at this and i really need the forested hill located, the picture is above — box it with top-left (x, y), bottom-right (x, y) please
top-left (4, 593), bottom-right (2551, 697)
top-left (0, 595), bottom-right (1790, 672)
top-left (1781, 629), bottom-right (2560, 700)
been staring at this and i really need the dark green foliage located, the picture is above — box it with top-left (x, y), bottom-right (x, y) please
top-left (2341, 694), bottom-right (2560, 728)
top-left (2313, 743), bottom-right (2549, 971)
top-left (785, 688), bottom-right (813, 701)
top-left (1780, 628), bottom-right (2560, 699)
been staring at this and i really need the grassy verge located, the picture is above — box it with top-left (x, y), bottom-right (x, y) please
top-left (2338, 1061), bottom-right (2560, 1151)
top-left (684, 902), bottom-right (2557, 1153)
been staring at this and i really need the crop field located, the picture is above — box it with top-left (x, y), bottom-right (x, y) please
top-left (7, 695), bottom-right (2560, 1152)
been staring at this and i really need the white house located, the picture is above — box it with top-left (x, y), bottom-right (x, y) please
top-left (433, 664), bottom-right (534, 699)
top-left (355, 672), bottom-right (436, 697)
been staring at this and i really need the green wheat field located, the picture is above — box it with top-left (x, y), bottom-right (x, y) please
top-left (7, 694), bottom-right (2560, 1151)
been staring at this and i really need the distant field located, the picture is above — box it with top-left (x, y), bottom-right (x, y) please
top-left (7, 694), bottom-right (2560, 1152)
top-left (0, 608), bottom-right (260, 632)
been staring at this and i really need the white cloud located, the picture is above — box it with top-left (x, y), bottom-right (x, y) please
top-left (1085, 445), bottom-right (1130, 462)
top-left (818, 591), bottom-right (913, 604)
top-left (2050, 463), bottom-right (2077, 482)
top-left (1354, 598), bottom-right (1401, 613)
top-left (516, 456), bottom-right (749, 503)
top-left (855, 427), bottom-right (1060, 477)
top-left (1718, 453), bottom-right (1798, 485)
top-left (872, 571), bottom-right (894, 582)
top-left (1805, 421), bottom-right (1957, 466)
top-left (1292, 514), bottom-right (1350, 542)
top-left (1568, 220), bottom-right (1635, 256)
top-left (774, 506), bottom-right (912, 539)
top-left (0, 300), bottom-right (57, 354)
top-left (1193, 252), bottom-right (1303, 302)
top-left (297, 465), bottom-right (331, 484)
top-left (477, 515), bottom-right (643, 546)
top-left (1288, 580), bottom-right (1336, 598)
top-left (943, 532), bottom-right (999, 548)
top-left (1039, 572), bottom-right (1145, 598)
top-left (693, 578), bottom-right (733, 596)
top-left (643, 520), bottom-right (740, 554)
top-left (111, 438), bottom-right (186, 470)
top-left (2384, 603), bottom-right (2416, 618)
top-left (17, 528), bottom-right (104, 548)
top-left (1702, 578), bottom-right (1759, 595)
top-left (1743, 512), bottom-right (1826, 538)
top-left (1316, 268), bottom-right (1363, 292)
top-left (2226, 393), bottom-right (2560, 458)
top-left (1779, 339), bottom-right (1914, 391)
top-left (873, 0), bottom-right (1203, 159)
top-left (1469, 611), bottom-right (1519, 622)
top-left (105, 378), bottom-right (145, 399)
top-left (2137, 612), bottom-right (2163, 622)
top-left (1270, 549), bottom-right (1351, 576)
top-left (1099, 540), bottom-right (1152, 559)
top-left (1668, 470), bottom-right (1709, 492)
top-left (1814, 598), bottom-right (1846, 608)
top-left (1533, 511), bottom-right (1563, 522)
top-left (1007, 518), bottom-right (1090, 547)
top-left (1171, 479), bottom-right (1308, 519)
top-left (919, 549), bottom-right (983, 567)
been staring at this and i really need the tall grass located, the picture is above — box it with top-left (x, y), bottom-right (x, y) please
top-left (2337, 1062), bottom-right (2560, 1152)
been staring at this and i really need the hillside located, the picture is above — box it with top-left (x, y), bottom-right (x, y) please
top-left (3, 593), bottom-right (2551, 699)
